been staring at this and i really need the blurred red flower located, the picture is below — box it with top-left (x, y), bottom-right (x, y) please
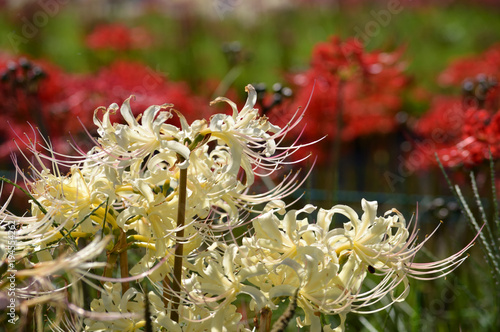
top-left (0, 55), bottom-right (89, 162)
top-left (86, 23), bottom-right (154, 51)
top-left (267, 36), bottom-right (409, 163)
top-left (413, 96), bottom-right (465, 142)
top-left (438, 44), bottom-right (500, 87)
top-left (435, 108), bottom-right (500, 167)
top-left (411, 43), bottom-right (500, 169)
top-left (0, 57), bottom-right (211, 167)
top-left (81, 60), bottom-right (212, 124)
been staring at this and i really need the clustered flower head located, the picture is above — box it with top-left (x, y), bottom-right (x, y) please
top-left (268, 36), bottom-right (409, 164)
top-left (0, 85), bottom-right (475, 331)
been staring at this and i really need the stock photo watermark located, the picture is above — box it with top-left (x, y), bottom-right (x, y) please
top-left (7, 0), bottom-right (69, 53)
top-left (212, 0), bottom-right (243, 19)
top-left (6, 219), bottom-right (17, 325)
top-left (352, 0), bottom-right (404, 46)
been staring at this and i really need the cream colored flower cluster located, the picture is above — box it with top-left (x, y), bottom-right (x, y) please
top-left (0, 85), bottom-right (474, 331)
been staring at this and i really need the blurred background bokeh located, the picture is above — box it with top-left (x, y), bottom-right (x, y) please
top-left (1, 0), bottom-right (500, 330)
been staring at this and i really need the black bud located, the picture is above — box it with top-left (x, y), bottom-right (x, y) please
top-left (462, 79), bottom-right (474, 92)
top-left (281, 87), bottom-right (293, 98)
top-left (7, 61), bottom-right (17, 72)
top-left (19, 58), bottom-right (31, 70)
top-left (32, 67), bottom-right (46, 80)
top-left (272, 82), bottom-right (283, 93)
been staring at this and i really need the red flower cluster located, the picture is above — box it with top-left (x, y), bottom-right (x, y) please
top-left (268, 36), bottom-right (409, 163)
top-left (0, 56), bottom-right (210, 166)
top-left (439, 43), bottom-right (500, 111)
top-left (81, 60), bottom-right (211, 124)
top-left (412, 43), bottom-right (500, 168)
top-left (0, 55), bottom-right (86, 162)
top-left (438, 44), bottom-right (500, 87)
top-left (412, 96), bottom-right (465, 142)
top-left (86, 23), bottom-right (154, 51)
top-left (435, 108), bottom-right (500, 167)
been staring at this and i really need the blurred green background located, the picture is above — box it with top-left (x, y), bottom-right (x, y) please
top-left (1, 0), bottom-right (499, 331)
top-left (2, 1), bottom-right (500, 92)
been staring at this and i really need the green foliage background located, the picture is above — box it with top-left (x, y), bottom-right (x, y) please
top-left (0, 1), bottom-right (499, 331)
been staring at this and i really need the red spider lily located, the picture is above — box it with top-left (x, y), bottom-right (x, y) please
top-left (0, 57), bottom-right (211, 166)
top-left (412, 96), bottom-right (465, 142)
top-left (80, 60), bottom-right (212, 125)
top-left (435, 108), bottom-right (500, 168)
top-left (267, 36), bottom-right (409, 164)
top-left (438, 44), bottom-right (500, 87)
top-left (86, 23), bottom-right (154, 51)
top-left (439, 43), bottom-right (500, 110)
top-left (0, 56), bottom-right (89, 161)
top-left (411, 43), bottom-right (500, 169)
top-left (410, 105), bottom-right (500, 169)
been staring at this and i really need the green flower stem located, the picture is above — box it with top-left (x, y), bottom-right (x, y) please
top-left (329, 79), bottom-right (344, 203)
top-left (104, 253), bottom-right (118, 278)
top-left (271, 289), bottom-right (299, 332)
top-left (258, 307), bottom-right (272, 332)
top-left (0, 176), bottom-right (47, 214)
top-left (119, 229), bottom-right (130, 293)
top-left (169, 166), bottom-right (188, 323)
top-left (98, 250), bottom-right (119, 297)
top-left (489, 151), bottom-right (500, 232)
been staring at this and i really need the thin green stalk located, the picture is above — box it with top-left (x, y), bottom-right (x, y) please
top-left (329, 79), bottom-right (344, 204)
top-left (470, 171), bottom-right (499, 253)
top-left (258, 307), bottom-right (272, 332)
top-left (271, 289), bottom-right (299, 332)
top-left (436, 155), bottom-right (500, 282)
top-left (0, 176), bottom-right (47, 214)
top-left (489, 151), bottom-right (500, 232)
top-left (435, 154), bottom-right (454, 192)
top-left (454, 185), bottom-right (500, 279)
top-left (436, 155), bottom-right (482, 233)
top-left (119, 229), bottom-right (130, 293)
top-left (169, 166), bottom-right (188, 323)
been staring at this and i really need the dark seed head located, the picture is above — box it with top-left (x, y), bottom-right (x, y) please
top-left (19, 58), bottom-right (31, 70)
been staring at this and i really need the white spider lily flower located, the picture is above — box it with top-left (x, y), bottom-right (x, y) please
top-left (251, 204), bottom-right (317, 261)
top-left (327, 199), bottom-right (474, 279)
top-left (16, 235), bottom-right (110, 279)
top-left (1, 168), bottom-right (111, 252)
top-left (188, 244), bottom-right (271, 311)
top-left (92, 97), bottom-right (191, 170)
top-left (240, 199), bottom-right (477, 331)
top-left (241, 202), bottom-right (355, 331)
top-left (207, 84), bottom-right (308, 187)
top-left (85, 282), bottom-right (155, 331)
top-left (85, 281), bottom-right (250, 331)
top-left (323, 199), bottom-right (477, 314)
top-left (327, 199), bottom-right (410, 271)
top-left (4, 144), bottom-right (117, 244)
top-left (29, 166), bottom-right (117, 233)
